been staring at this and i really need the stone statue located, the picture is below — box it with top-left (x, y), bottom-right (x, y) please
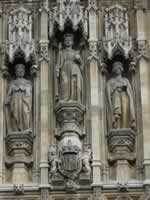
top-left (106, 61), bottom-right (136, 130)
top-left (5, 64), bottom-right (32, 132)
top-left (56, 33), bottom-right (83, 103)
top-left (82, 146), bottom-right (91, 175)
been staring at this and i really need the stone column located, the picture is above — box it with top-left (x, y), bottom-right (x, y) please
top-left (0, 4), bottom-right (4, 183)
top-left (88, 0), bottom-right (102, 186)
top-left (39, 1), bottom-right (50, 189)
top-left (136, 4), bottom-right (150, 180)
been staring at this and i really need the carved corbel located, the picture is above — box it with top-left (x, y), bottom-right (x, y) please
top-left (13, 184), bottom-right (24, 195)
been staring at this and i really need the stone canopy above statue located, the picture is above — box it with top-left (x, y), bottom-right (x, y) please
top-left (5, 63), bottom-right (32, 133)
top-left (49, 0), bottom-right (88, 39)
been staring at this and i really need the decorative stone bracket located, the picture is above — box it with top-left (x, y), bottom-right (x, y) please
top-left (49, 101), bottom-right (91, 192)
top-left (5, 130), bottom-right (33, 167)
top-left (55, 102), bottom-right (86, 138)
top-left (107, 128), bottom-right (136, 163)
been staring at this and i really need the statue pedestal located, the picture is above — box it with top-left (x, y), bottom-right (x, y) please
top-left (107, 128), bottom-right (136, 180)
top-left (55, 101), bottom-right (86, 138)
top-left (12, 163), bottom-right (29, 183)
top-left (116, 160), bottom-right (130, 181)
top-left (49, 101), bottom-right (91, 192)
top-left (5, 130), bottom-right (33, 183)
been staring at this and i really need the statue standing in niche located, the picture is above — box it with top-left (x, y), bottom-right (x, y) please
top-left (56, 33), bottom-right (83, 103)
top-left (106, 61), bottom-right (136, 130)
top-left (5, 64), bottom-right (32, 132)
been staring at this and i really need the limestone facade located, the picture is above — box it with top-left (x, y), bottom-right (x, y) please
top-left (0, 0), bottom-right (149, 200)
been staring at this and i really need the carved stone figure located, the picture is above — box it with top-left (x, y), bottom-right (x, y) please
top-left (48, 145), bottom-right (58, 180)
top-left (106, 61), bottom-right (136, 130)
top-left (56, 34), bottom-right (83, 103)
top-left (82, 145), bottom-right (91, 175)
top-left (5, 64), bottom-right (32, 132)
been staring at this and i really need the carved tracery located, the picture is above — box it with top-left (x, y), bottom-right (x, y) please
top-left (103, 4), bottom-right (132, 59)
top-left (7, 6), bottom-right (35, 63)
top-left (49, 0), bottom-right (88, 38)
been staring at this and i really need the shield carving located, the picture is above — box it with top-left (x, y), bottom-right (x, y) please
top-left (58, 152), bottom-right (82, 180)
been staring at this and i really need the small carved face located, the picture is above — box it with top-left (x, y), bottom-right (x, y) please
top-left (112, 62), bottom-right (123, 75)
top-left (15, 64), bottom-right (25, 78)
top-left (64, 34), bottom-right (74, 48)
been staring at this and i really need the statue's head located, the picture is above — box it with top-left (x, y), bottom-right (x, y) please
top-left (64, 33), bottom-right (74, 47)
top-left (15, 64), bottom-right (25, 78)
top-left (112, 61), bottom-right (124, 75)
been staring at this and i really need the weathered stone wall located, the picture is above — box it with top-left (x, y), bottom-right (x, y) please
top-left (0, 0), bottom-right (149, 200)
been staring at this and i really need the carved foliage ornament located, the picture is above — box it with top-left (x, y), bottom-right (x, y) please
top-left (103, 4), bottom-right (132, 59)
top-left (137, 40), bottom-right (149, 60)
top-left (134, 0), bottom-right (146, 10)
top-left (88, 41), bottom-right (98, 61)
top-left (40, 188), bottom-right (49, 200)
top-left (49, 0), bottom-right (88, 38)
top-left (8, 6), bottom-right (35, 62)
top-left (39, 42), bottom-right (49, 63)
top-left (13, 184), bottom-right (24, 195)
top-left (88, 0), bottom-right (97, 12)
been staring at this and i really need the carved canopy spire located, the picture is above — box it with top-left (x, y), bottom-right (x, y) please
top-left (7, 6), bottom-right (35, 63)
top-left (49, 0), bottom-right (88, 38)
top-left (103, 4), bottom-right (132, 59)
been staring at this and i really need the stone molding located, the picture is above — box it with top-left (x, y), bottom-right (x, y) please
top-left (87, 0), bottom-right (97, 12)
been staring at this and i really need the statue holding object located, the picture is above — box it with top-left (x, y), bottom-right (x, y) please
top-left (55, 33), bottom-right (83, 103)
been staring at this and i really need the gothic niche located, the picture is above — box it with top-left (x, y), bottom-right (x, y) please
top-left (101, 4), bottom-right (137, 181)
top-left (48, 0), bottom-right (91, 192)
top-left (55, 33), bottom-right (83, 103)
top-left (48, 33), bottom-right (91, 191)
top-left (5, 62), bottom-right (34, 183)
top-left (103, 4), bottom-right (132, 60)
top-left (4, 5), bottom-right (37, 183)
top-left (106, 60), bottom-right (136, 181)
